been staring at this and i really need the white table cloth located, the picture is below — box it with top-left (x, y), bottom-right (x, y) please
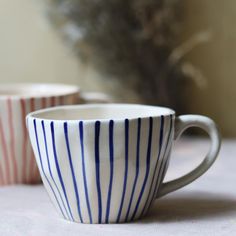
top-left (0, 139), bottom-right (235, 236)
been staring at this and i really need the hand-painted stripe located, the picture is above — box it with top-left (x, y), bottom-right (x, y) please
top-left (0, 117), bottom-right (10, 184)
top-left (116, 119), bottom-right (129, 223)
top-left (131, 117), bottom-right (153, 220)
top-left (159, 148), bottom-right (172, 186)
top-left (146, 115), bottom-right (173, 213)
top-left (64, 122), bottom-right (83, 222)
top-left (140, 116), bottom-right (164, 216)
top-left (95, 121), bottom-right (102, 223)
top-left (41, 97), bottom-right (46, 109)
top-left (125, 118), bottom-right (141, 222)
top-left (33, 119), bottom-right (66, 218)
top-left (41, 120), bottom-right (71, 220)
top-left (79, 121), bottom-right (92, 223)
top-left (50, 96), bottom-right (56, 106)
top-left (7, 98), bottom-right (18, 183)
top-left (0, 164), bottom-right (3, 185)
top-left (105, 120), bottom-right (114, 223)
top-left (29, 98), bottom-right (38, 182)
top-left (20, 99), bottom-right (28, 182)
top-left (51, 122), bottom-right (74, 221)
top-left (153, 115), bottom-right (173, 195)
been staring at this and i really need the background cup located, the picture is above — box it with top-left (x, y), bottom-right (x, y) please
top-left (0, 83), bottom-right (109, 185)
top-left (27, 104), bottom-right (221, 223)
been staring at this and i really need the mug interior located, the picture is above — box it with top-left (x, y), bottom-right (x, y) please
top-left (0, 83), bottom-right (79, 98)
top-left (28, 104), bottom-right (175, 121)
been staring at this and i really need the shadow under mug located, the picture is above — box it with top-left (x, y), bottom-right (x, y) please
top-left (0, 83), bottom-right (109, 185)
top-left (27, 104), bottom-right (221, 223)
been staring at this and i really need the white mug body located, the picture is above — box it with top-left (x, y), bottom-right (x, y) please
top-left (27, 104), bottom-right (175, 223)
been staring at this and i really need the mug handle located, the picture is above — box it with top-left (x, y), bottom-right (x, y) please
top-left (78, 91), bottom-right (112, 104)
top-left (157, 115), bottom-right (221, 198)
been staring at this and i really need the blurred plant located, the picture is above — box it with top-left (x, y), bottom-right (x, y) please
top-left (46, 0), bottom-right (209, 110)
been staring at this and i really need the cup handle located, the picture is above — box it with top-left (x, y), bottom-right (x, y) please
top-left (156, 115), bottom-right (221, 198)
top-left (78, 91), bottom-right (112, 104)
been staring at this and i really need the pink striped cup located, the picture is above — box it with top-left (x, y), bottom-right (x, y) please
top-left (0, 83), bottom-right (109, 185)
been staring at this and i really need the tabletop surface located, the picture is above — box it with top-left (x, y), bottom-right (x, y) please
top-left (0, 139), bottom-right (235, 236)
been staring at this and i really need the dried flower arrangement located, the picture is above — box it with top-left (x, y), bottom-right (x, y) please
top-left (46, 0), bottom-right (208, 111)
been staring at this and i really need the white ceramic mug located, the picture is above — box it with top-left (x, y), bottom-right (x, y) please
top-left (0, 83), bottom-right (109, 185)
top-left (27, 104), bottom-right (221, 223)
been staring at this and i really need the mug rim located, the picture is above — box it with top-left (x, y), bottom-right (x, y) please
top-left (26, 103), bottom-right (175, 122)
top-left (0, 83), bottom-right (80, 99)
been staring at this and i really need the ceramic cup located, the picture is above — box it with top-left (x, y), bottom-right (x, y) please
top-left (0, 83), bottom-right (109, 185)
top-left (27, 104), bottom-right (221, 223)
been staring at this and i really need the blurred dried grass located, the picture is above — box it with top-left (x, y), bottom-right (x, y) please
top-left (47, 0), bottom-right (209, 111)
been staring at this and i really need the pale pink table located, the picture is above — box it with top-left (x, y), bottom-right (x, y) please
top-left (0, 139), bottom-right (235, 236)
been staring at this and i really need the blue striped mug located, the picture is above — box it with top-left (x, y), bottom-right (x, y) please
top-left (27, 104), bottom-right (221, 223)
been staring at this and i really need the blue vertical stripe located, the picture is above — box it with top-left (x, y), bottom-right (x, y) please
top-left (33, 119), bottom-right (66, 219)
top-left (50, 122), bottom-right (74, 221)
top-left (154, 115), bottom-right (173, 191)
top-left (79, 121), bottom-right (93, 223)
top-left (105, 120), bottom-right (114, 223)
top-left (125, 118), bottom-right (141, 222)
top-left (64, 122), bottom-right (83, 223)
top-left (140, 116), bottom-right (164, 216)
top-left (41, 120), bottom-right (71, 220)
top-left (146, 115), bottom-right (173, 213)
top-left (131, 117), bottom-right (153, 220)
top-left (95, 121), bottom-right (102, 223)
top-left (159, 147), bottom-right (172, 185)
top-left (116, 118), bottom-right (129, 223)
